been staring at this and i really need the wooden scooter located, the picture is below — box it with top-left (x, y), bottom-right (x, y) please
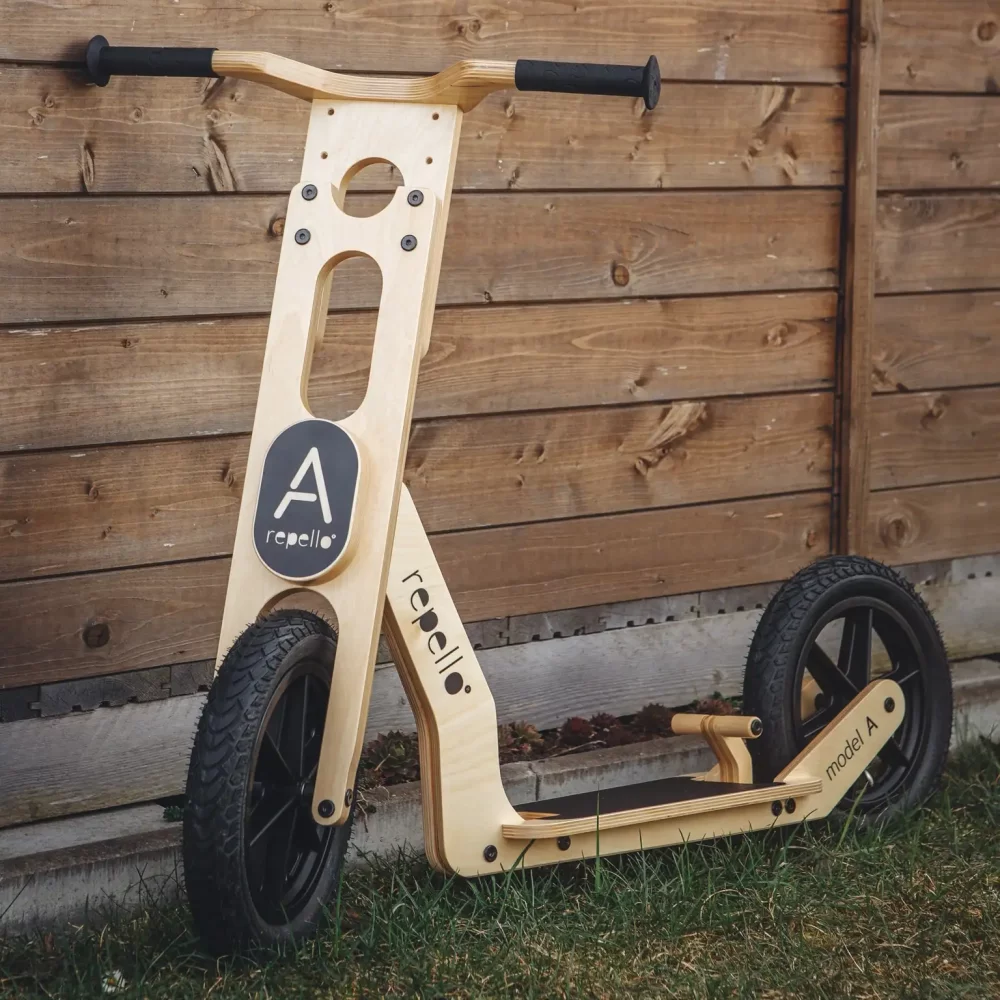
top-left (83, 37), bottom-right (953, 954)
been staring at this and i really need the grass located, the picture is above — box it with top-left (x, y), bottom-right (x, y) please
top-left (3, 741), bottom-right (1000, 999)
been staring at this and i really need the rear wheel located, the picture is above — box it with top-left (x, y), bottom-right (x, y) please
top-left (183, 611), bottom-right (354, 954)
top-left (743, 556), bottom-right (952, 819)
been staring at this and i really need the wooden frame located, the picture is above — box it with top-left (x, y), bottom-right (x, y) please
top-left (217, 56), bottom-right (908, 870)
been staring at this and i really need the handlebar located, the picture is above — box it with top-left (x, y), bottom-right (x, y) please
top-left (83, 35), bottom-right (660, 111)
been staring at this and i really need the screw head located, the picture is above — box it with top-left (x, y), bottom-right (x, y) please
top-left (557, 836), bottom-right (571, 852)
top-left (771, 800), bottom-right (783, 817)
top-left (401, 234), bottom-right (418, 251)
top-left (317, 799), bottom-right (335, 818)
top-left (295, 228), bottom-right (311, 245)
top-left (884, 697), bottom-right (896, 713)
top-left (407, 190), bottom-right (424, 206)
top-left (483, 844), bottom-right (498, 863)
top-left (785, 798), bottom-right (796, 814)
top-left (302, 184), bottom-right (318, 201)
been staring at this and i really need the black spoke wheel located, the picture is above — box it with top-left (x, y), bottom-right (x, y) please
top-left (183, 611), bottom-right (355, 954)
top-left (744, 556), bottom-right (952, 819)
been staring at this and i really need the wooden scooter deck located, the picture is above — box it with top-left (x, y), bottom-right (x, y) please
top-left (507, 776), bottom-right (824, 839)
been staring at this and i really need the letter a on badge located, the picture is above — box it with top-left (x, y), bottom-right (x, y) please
top-left (273, 447), bottom-right (333, 524)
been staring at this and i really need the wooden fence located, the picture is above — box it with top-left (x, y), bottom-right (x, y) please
top-left (0, 0), bottom-right (998, 827)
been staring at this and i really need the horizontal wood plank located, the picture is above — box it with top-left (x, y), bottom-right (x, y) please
top-left (0, 292), bottom-right (837, 452)
top-left (0, 393), bottom-right (833, 580)
top-left (868, 478), bottom-right (1000, 564)
top-left (874, 291), bottom-right (1000, 392)
top-left (871, 386), bottom-right (1000, 489)
top-left (0, 492), bottom-right (829, 688)
top-left (876, 194), bottom-right (1000, 294)
top-left (882, 0), bottom-right (1000, 93)
top-left (879, 95), bottom-right (1000, 191)
top-left (0, 191), bottom-right (841, 325)
top-left (0, 68), bottom-right (845, 194)
top-left (0, 2), bottom-right (847, 83)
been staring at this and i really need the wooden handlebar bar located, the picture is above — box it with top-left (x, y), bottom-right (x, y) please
top-left (670, 714), bottom-right (763, 739)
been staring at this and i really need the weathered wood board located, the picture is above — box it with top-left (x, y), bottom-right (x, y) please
top-left (871, 386), bottom-right (1000, 490)
top-left (0, 191), bottom-right (841, 324)
top-left (0, 392), bottom-right (832, 580)
top-left (0, 491), bottom-right (829, 688)
top-left (874, 291), bottom-right (1000, 393)
top-left (879, 95), bottom-right (1000, 191)
top-left (0, 1), bottom-right (847, 82)
top-left (0, 69), bottom-right (845, 194)
top-left (882, 0), bottom-right (1000, 93)
top-left (876, 194), bottom-right (1000, 294)
top-left (868, 478), bottom-right (1000, 564)
top-left (0, 292), bottom-right (837, 452)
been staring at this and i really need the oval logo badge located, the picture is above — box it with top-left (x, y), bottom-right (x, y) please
top-left (253, 419), bottom-right (360, 581)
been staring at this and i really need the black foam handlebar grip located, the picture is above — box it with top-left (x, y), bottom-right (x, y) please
top-left (85, 35), bottom-right (218, 86)
top-left (514, 55), bottom-right (660, 110)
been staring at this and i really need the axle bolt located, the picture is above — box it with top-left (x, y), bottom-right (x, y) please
top-left (401, 234), bottom-right (418, 251)
top-left (295, 228), bottom-right (311, 245)
top-left (345, 789), bottom-right (353, 807)
top-left (557, 836), bottom-right (571, 852)
top-left (884, 697), bottom-right (895, 713)
top-left (771, 800), bottom-right (783, 817)
top-left (317, 799), bottom-right (335, 818)
top-left (483, 844), bottom-right (498, 863)
top-left (302, 184), bottom-right (318, 201)
top-left (785, 798), bottom-right (796, 814)
top-left (407, 190), bottom-right (424, 206)
top-left (750, 719), bottom-right (763, 737)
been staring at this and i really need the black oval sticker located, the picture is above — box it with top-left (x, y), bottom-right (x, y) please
top-left (253, 419), bottom-right (360, 581)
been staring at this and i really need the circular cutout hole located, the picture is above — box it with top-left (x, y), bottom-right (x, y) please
top-left (426, 156), bottom-right (433, 164)
top-left (432, 112), bottom-right (439, 120)
top-left (341, 159), bottom-right (404, 218)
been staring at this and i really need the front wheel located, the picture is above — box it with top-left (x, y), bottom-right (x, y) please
top-left (183, 611), bottom-right (354, 954)
top-left (743, 556), bottom-right (952, 819)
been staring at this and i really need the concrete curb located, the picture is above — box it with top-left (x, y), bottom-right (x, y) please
top-left (3, 659), bottom-right (998, 935)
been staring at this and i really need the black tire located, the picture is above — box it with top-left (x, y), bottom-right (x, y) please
top-left (743, 555), bottom-right (952, 819)
top-left (183, 610), bottom-right (354, 954)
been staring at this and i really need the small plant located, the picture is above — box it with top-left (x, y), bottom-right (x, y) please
top-left (358, 730), bottom-right (420, 789)
top-left (498, 721), bottom-right (545, 762)
top-left (559, 716), bottom-right (596, 747)
top-left (634, 702), bottom-right (674, 736)
top-left (695, 694), bottom-right (736, 716)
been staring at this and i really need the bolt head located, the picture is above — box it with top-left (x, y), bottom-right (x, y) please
top-left (401, 234), bottom-right (418, 251)
top-left (557, 836), bottom-right (571, 851)
top-left (302, 184), bottom-right (318, 201)
top-left (771, 800), bottom-right (783, 817)
top-left (344, 789), bottom-right (353, 807)
top-left (407, 190), bottom-right (424, 206)
top-left (295, 228), bottom-right (311, 245)
top-left (750, 718), bottom-right (763, 737)
top-left (483, 844), bottom-right (498, 863)
top-left (785, 798), bottom-right (796, 814)
top-left (884, 697), bottom-right (896, 713)
top-left (317, 799), bottom-right (335, 818)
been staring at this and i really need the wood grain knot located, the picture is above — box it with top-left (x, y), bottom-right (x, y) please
top-left (978, 21), bottom-right (998, 43)
top-left (921, 394), bottom-right (949, 428)
top-left (611, 262), bottom-right (630, 287)
top-left (880, 513), bottom-right (912, 549)
top-left (269, 216), bottom-right (286, 238)
top-left (633, 401), bottom-right (708, 475)
top-left (83, 622), bottom-right (111, 649)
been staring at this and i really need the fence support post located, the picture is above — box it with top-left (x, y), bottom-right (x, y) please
top-left (837, 0), bottom-right (882, 554)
